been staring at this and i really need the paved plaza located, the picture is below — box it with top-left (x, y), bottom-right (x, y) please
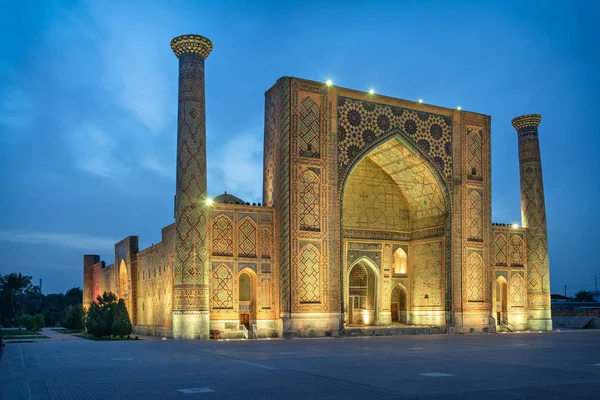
top-left (2, 330), bottom-right (600, 399)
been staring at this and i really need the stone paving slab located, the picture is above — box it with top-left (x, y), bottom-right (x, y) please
top-left (1, 331), bottom-right (600, 399)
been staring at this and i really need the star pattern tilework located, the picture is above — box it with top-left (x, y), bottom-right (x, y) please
top-left (337, 97), bottom-right (452, 183)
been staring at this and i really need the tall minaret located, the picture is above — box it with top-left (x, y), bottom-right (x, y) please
top-left (170, 34), bottom-right (213, 339)
top-left (511, 114), bottom-right (552, 331)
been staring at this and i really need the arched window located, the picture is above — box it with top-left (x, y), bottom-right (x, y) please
top-left (392, 248), bottom-right (407, 274)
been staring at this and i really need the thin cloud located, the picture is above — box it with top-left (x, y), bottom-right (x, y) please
top-left (90, 2), bottom-right (177, 133)
top-left (0, 231), bottom-right (117, 251)
top-left (65, 123), bottom-right (128, 179)
top-left (0, 84), bottom-right (32, 129)
top-left (142, 154), bottom-right (174, 179)
top-left (209, 132), bottom-right (263, 202)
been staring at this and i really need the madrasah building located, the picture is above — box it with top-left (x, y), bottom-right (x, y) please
top-left (83, 34), bottom-right (552, 339)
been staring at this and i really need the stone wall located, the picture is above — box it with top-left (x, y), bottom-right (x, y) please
top-left (134, 225), bottom-right (175, 337)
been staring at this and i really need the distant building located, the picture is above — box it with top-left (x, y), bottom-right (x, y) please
top-left (82, 34), bottom-right (553, 339)
top-left (551, 294), bottom-right (571, 303)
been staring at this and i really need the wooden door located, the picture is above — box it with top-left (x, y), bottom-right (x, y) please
top-left (391, 302), bottom-right (399, 322)
top-left (239, 314), bottom-right (249, 329)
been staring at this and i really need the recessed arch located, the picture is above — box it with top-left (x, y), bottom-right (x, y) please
top-left (391, 283), bottom-right (408, 324)
top-left (496, 275), bottom-right (508, 324)
top-left (340, 132), bottom-right (452, 326)
top-left (238, 267), bottom-right (257, 330)
top-left (119, 259), bottom-right (130, 316)
top-left (347, 257), bottom-right (380, 326)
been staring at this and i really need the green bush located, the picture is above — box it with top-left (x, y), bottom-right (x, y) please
top-left (62, 304), bottom-right (85, 331)
top-left (34, 314), bottom-right (44, 330)
top-left (111, 299), bottom-right (132, 338)
top-left (19, 314), bottom-right (44, 331)
top-left (85, 292), bottom-right (126, 338)
top-left (85, 302), bottom-right (107, 337)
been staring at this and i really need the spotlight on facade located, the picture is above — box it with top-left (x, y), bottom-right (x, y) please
top-left (369, 88), bottom-right (375, 95)
top-left (326, 79), bottom-right (333, 86)
top-left (205, 198), bottom-right (213, 206)
top-left (457, 106), bottom-right (462, 110)
top-left (511, 223), bottom-right (519, 229)
top-left (418, 99), bottom-right (423, 103)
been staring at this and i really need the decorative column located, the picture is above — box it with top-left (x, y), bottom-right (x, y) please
top-left (511, 114), bottom-right (552, 331)
top-left (171, 34), bottom-right (213, 339)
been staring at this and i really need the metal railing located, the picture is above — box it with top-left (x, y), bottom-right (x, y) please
top-left (499, 318), bottom-right (514, 332)
top-left (252, 323), bottom-right (258, 339)
top-left (239, 324), bottom-right (248, 339)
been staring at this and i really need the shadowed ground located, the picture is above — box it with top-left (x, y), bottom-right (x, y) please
top-left (2, 330), bottom-right (600, 399)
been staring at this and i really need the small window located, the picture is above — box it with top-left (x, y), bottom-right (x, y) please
top-left (393, 248), bottom-right (407, 274)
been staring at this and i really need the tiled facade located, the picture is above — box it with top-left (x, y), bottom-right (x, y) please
top-left (82, 34), bottom-right (552, 338)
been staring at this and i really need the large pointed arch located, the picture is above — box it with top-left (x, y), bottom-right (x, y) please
top-left (340, 132), bottom-right (452, 325)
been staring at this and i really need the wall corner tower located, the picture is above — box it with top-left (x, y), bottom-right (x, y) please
top-left (511, 114), bottom-right (552, 331)
top-left (171, 34), bottom-right (213, 339)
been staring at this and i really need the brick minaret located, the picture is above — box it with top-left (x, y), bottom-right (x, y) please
top-left (512, 114), bottom-right (552, 331)
top-left (170, 34), bottom-right (213, 339)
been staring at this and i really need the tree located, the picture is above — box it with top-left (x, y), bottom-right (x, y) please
top-left (85, 302), bottom-right (106, 337)
top-left (0, 273), bottom-right (34, 326)
top-left (64, 287), bottom-right (83, 307)
top-left (19, 314), bottom-right (44, 331)
top-left (85, 292), bottom-right (118, 337)
top-left (63, 304), bottom-right (85, 331)
top-left (111, 299), bottom-right (132, 338)
top-left (574, 290), bottom-right (594, 302)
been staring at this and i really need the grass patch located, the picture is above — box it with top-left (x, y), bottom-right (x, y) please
top-left (1, 329), bottom-right (42, 337)
top-left (51, 328), bottom-right (84, 334)
top-left (5, 335), bottom-right (49, 340)
top-left (4, 340), bottom-right (37, 343)
top-left (74, 333), bottom-right (140, 341)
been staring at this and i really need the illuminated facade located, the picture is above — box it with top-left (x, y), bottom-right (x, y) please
top-left (82, 34), bottom-right (552, 339)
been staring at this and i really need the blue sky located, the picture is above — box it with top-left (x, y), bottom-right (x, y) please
top-left (0, 0), bottom-right (598, 295)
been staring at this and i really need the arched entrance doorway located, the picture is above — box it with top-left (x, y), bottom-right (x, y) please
top-left (391, 284), bottom-right (408, 324)
top-left (238, 270), bottom-right (255, 330)
top-left (341, 135), bottom-right (449, 328)
top-left (119, 260), bottom-right (130, 316)
top-left (348, 260), bottom-right (378, 326)
top-left (496, 276), bottom-right (508, 324)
